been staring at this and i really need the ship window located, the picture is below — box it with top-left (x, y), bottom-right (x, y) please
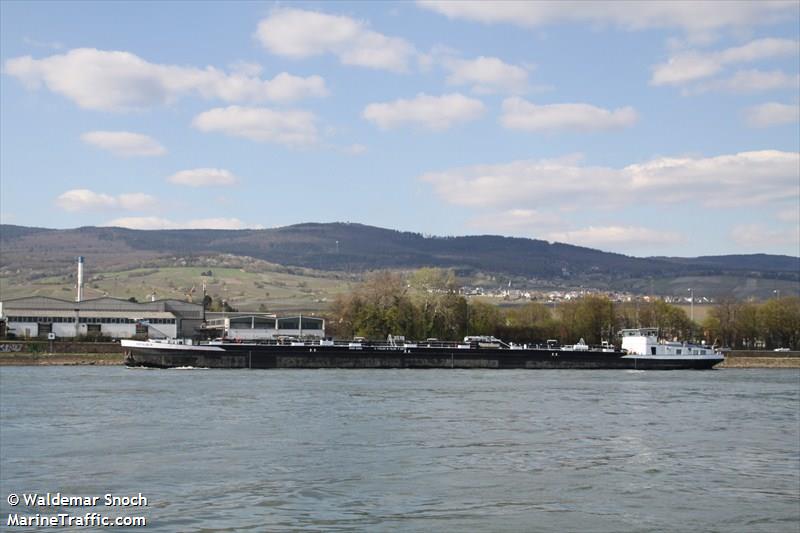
top-left (300, 317), bottom-right (323, 330)
top-left (676, 349), bottom-right (681, 355)
top-left (230, 317), bottom-right (253, 328)
top-left (278, 317), bottom-right (300, 329)
top-left (651, 347), bottom-right (656, 355)
top-left (253, 317), bottom-right (276, 329)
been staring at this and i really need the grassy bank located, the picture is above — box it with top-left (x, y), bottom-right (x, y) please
top-left (720, 350), bottom-right (800, 368)
top-left (0, 353), bottom-right (123, 366)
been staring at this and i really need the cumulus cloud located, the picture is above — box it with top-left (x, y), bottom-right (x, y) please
top-left (81, 131), bottom-right (166, 157)
top-left (420, 150), bottom-right (799, 209)
top-left (651, 38), bottom-right (798, 86)
top-left (255, 8), bottom-right (415, 72)
top-left (500, 97), bottom-right (638, 132)
top-left (167, 168), bottom-right (239, 187)
top-left (546, 226), bottom-right (684, 249)
top-left (192, 106), bottom-right (319, 146)
top-left (363, 93), bottom-right (485, 130)
top-left (416, 1), bottom-right (798, 34)
top-left (104, 217), bottom-right (263, 230)
top-left (4, 48), bottom-right (327, 111)
top-left (55, 189), bottom-right (157, 212)
top-left (744, 102), bottom-right (800, 127)
top-left (444, 56), bottom-right (530, 94)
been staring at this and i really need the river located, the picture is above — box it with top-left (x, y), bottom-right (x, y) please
top-left (1, 367), bottom-right (798, 532)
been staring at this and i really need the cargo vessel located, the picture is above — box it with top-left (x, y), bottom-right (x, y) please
top-left (121, 328), bottom-right (723, 370)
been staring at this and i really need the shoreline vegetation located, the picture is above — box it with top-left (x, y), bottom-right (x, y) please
top-left (2, 269), bottom-right (797, 368)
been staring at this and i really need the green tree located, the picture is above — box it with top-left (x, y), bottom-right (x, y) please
top-left (702, 298), bottom-right (760, 349)
top-left (557, 295), bottom-right (615, 345)
top-left (331, 271), bottom-right (417, 339)
top-left (758, 297), bottom-right (800, 349)
top-left (635, 300), bottom-right (694, 340)
top-left (502, 302), bottom-right (560, 343)
top-left (467, 300), bottom-right (502, 336)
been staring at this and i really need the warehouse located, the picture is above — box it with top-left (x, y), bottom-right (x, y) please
top-left (0, 296), bottom-right (202, 339)
top-left (0, 297), bottom-right (325, 340)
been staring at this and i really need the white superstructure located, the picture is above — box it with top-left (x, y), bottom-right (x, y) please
top-left (620, 328), bottom-right (723, 361)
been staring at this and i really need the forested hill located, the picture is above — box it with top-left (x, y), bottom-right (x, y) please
top-left (1, 223), bottom-right (797, 282)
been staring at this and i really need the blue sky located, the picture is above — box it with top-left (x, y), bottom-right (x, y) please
top-left (1, 1), bottom-right (798, 257)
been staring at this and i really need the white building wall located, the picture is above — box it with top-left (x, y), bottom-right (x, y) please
top-left (7, 321), bottom-right (38, 338)
top-left (99, 324), bottom-right (138, 338)
top-left (227, 328), bottom-right (275, 340)
top-left (225, 327), bottom-right (325, 340)
top-left (53, 323), bottom-right (78, 337)
top-left (277, 328), bottom-right (325, 339)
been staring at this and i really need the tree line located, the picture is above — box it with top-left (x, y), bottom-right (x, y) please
top-left (326, 269), bottom-right (800, 350)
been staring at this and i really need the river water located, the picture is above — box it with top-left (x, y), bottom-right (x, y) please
top-left (1, 367), bottom-right (798, 532)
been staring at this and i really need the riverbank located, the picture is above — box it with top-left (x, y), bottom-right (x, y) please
top-left (0, 353), bottom-right (124, 365)
top-left (719, 350), bottom-right (800, 369)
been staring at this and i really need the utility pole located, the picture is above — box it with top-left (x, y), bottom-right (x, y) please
top-left (688, 288), bottom-right (694, 322)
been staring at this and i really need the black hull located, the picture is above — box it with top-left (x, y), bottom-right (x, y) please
top-left (124, 345), bottom-right (722, 370)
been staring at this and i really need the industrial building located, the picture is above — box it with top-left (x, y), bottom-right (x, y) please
top-left (0, 297), bottom-right (325, 340)
top-left (0, 296), bottom-right (203, 339)
top-left (0, 258), bottom-right (325, 340)
top-left (204, 313), bottom-right (325, 340)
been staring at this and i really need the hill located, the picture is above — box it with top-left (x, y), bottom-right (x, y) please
top-left (1, 223), bottom-right (797, 303)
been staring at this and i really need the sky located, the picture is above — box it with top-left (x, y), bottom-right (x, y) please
top-left (1, 1), bottom-right (798, 258)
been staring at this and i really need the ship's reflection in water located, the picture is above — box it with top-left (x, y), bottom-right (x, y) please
top-left (0, 368), bottom-right (797, 532)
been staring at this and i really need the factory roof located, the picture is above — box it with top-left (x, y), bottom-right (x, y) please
top-left (0, 296), bottom-right (202, 315)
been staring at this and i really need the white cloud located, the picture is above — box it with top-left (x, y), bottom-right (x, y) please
top-left (692, 69), bottom-right (800, 93)
top-left (468, 209), bottom-right (562, 232)
top-left (343, 143), bottom-right (367, 155)
top-left (745, 102), bottom-right (800, 127)
top-left (56, 190), bottom-right (116, 211)
top-left (23, 37), bottom-right (63, 50)
top-left (81, 131), bottom-right (166, 157)
top-left (651, 52), bottom-right (724, 86)
top-left (546, 226), bottom-right (684, 249)
top-left (104, 217), bottom-right (262, 230)
top-left (4, 48), bottom-right (327, 111)
top-left (363, 93), bottom-right (485, 130)
top-left (444, 56), bottom-right (530, 94)
top-left (55, 189), bottom-right (157, 212)
top-left (717, 38), bottom-right (799, 63)
top-left (192, 106), bottom-right (319, 146)
top-left (652, 38), bottom-right (799, 86)
top-left (255, 8), bottom-right (415, 72)
top-left (167, 168), bottom-right (239, 187)
top-left (776, 207), bottom-right (800, 224)
top-left (501, 97), bottom-right (638, 132)
top-left (420, 150), bottom-right (799, 209)
top-left (731, 223), bottom-right (799, 250)
top-left (117, 193), bottom-right (156, 210)
top-left (416, 1), bottom-right (798, 34)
